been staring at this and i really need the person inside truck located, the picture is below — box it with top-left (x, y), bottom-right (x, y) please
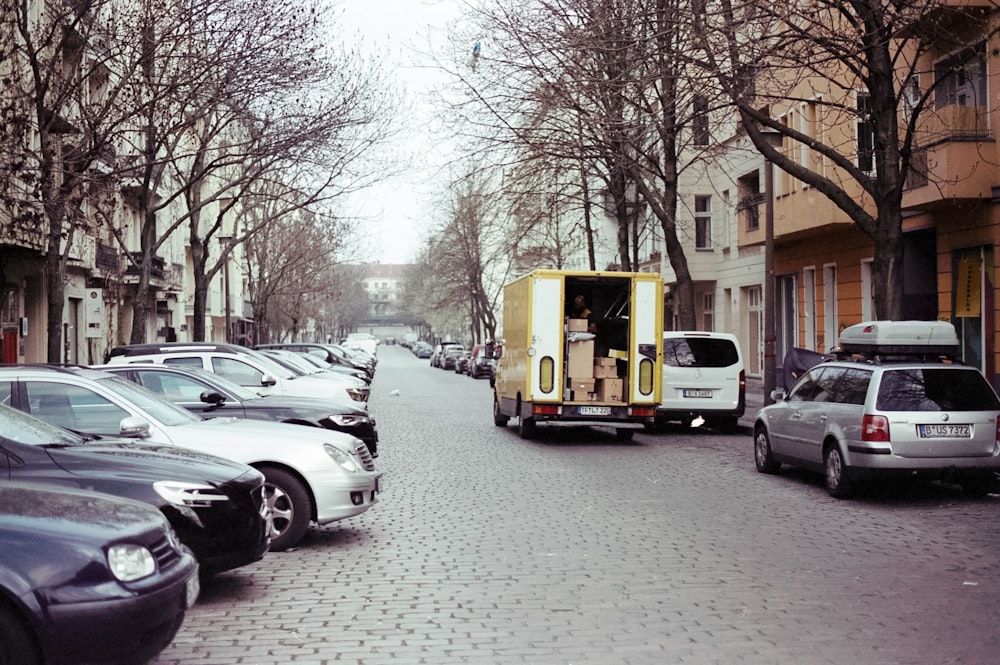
top-left (570, 295), bottom-right (597, 333)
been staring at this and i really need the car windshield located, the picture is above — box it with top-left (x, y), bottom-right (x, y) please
top-left (237, 348), bottom-right (300, 379)
top-left (94, 374), bottom-right (202, 426)
top-left (663, 338), bottom-right (739, 368)
top-left (162, 366), bottom-right (260, 401)
top-left (0, 403), bottom-right (85, 445)
top-left (267, 352), bottom-right (319, 374)
top-left (876, 368), bottom-right (1000, 411)
top-left (297, 354), bottom-right (328, 368)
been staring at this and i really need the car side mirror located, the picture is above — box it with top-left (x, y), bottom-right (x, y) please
top-left (769, 389), bottom-right (786, 402)
top-left (119, 416), bottom-right (152, 439)
top-left (200, 390), bottom-right (226, 406)
top-left (260, 374), bottom-right (277, 387)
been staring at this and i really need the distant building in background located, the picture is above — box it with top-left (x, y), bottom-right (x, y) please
top-left (353, 264), bottom-right (423, 341)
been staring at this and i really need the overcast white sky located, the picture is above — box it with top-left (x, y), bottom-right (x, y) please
top-left (336, 0), bottom-right (463, 265)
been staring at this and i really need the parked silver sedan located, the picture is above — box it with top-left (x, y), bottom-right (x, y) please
top-left (753, 321), bottom-right (1000, 498)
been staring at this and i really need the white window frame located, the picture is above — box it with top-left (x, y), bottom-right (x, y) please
top-left (802, 266), bottom-right (816, 350)
top-left (823, 263), bottom-right (838, 353)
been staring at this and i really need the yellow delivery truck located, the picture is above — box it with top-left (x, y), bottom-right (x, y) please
top-left (491, 269), bottom-right (663, 439)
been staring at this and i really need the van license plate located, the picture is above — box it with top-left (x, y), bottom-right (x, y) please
top-left (579, 406), bottom-right (611, 416)
top-left (683, 389), bottom-right (712, 398)
top-left (919, 424), bottom-right (970, 438)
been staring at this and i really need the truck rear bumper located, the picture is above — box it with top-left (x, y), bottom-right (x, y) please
top-left (500, 395), bottom-right (655, 426)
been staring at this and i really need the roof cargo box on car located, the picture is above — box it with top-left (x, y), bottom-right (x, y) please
top-left (838, 320), bottom-right (959, 356)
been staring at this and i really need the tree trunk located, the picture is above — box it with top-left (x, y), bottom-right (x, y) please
top-left (871, 215), bottom-right (905, 321)
top-left (45, 245), bottom-right (65, 363)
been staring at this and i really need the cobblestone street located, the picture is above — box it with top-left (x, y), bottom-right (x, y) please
top-left (152, 345), bottom-right (1000, 665)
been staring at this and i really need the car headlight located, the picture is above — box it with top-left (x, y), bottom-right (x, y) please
top-left (108, 544), bottom-right (156, 581)
top-left (328, 414), bottom-right (368, 427)
top-left (154, 481), bottom-right (230, 508)
top-left (346, 388), bottom-right (368, 402)
top-left (324, 443), bottom-right (362, 472)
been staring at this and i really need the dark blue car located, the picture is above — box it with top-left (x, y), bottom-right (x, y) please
top-left (0, 482), bottom-right (199, 664)
top-left (0, 403), bottom-right (269, 575)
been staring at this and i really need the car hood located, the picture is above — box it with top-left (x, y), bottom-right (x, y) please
top-left (170, 417), bottom-right (364, 451)
top-left (44, 439), bottom-right (259, 484)
top-left (244, 394), bottom-right (367, 417)
top-left (0, 482), bottom-right (166, 535)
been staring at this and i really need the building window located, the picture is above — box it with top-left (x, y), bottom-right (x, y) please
top-left (746, 286), bottom-right (762, 376)
top-left (695, 196), bottom-right (712, 249)
top-left (803, 267), bottom-right (816, 350)
top-left (737, 172), bottom-right (761, 232)
top-left (702, 291), bottom-right (715, 331)
top-left (860, 259), bottom-right (874, 321)
top-left (856, 91), bottom-right (875, 175)
top-left (823, 264), bottom-right (838, 353)
top-left (935, 42), bottom-right (987, 109)
top-left (693, 95), bottom-right (709, 146)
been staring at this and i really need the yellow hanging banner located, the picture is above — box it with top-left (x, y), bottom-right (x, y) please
top-left (955, 258), bottom-right (981, 318)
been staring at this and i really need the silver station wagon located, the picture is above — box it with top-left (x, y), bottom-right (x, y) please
top-left (753, 321), bottom-right (1000, 498)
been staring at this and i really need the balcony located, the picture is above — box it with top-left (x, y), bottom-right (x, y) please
top-left (898, 1), bottom-right (992, 39)
top-left (917, 104), bottom-right (991, 145)
top-left (123, 252), bottom-right (166, 285)
top-left (904, 105), bottom-right (997, 209)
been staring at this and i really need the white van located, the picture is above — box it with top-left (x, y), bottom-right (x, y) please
top-left (655, 331), bottom-right (745, 432)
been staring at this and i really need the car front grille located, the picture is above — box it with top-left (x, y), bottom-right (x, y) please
top-left (149, 533), bottom-right (184, 571)
top-left (354, 441), bottom-right (376, 471)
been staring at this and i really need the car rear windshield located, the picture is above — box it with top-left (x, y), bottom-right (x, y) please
top-left (876, 368), bottom-right (1000, 411)
top-left (663, 338), bottom-right (739, 368)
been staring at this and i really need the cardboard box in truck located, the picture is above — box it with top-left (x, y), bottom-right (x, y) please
top-left (491, 269), bottom-right (663, 440)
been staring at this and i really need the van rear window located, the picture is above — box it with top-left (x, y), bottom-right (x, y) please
top-left (663, 338), bottom-right (739, 368)
top-left (876, 368), bottom-right (1000, 411)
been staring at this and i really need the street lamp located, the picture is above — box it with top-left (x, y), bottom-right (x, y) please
top-left (219, 236), bottom-right (233, 344)
top-left (760, 129), bottom-right (783, 406)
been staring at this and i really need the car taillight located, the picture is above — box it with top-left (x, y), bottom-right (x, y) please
top-left (995, 416), bottom-right (1000, 442)
top-left (862, 414), bottom-right (889, 442)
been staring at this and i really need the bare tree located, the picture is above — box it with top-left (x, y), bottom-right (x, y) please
top-left (696, 0), bottom-right (1000, 320)
top-left (241, 191), bottom-right (347, 345)
top-left (0, 0), bottom-right (149, 360)
top-left (444, 0), bottom-right (720, 327)
top-left (111, 0), bottom-right (398, 342)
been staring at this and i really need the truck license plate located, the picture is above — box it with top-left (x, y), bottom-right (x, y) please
top-left (579, 406), bottom-right (611, 416)
top-left (683, 389), bottom-right (712, 398)
top-left (919, 424), bottom-right (970, 438)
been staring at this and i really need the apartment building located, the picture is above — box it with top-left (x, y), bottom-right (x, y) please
top-left (657, 1), bottom-right (1000, 392)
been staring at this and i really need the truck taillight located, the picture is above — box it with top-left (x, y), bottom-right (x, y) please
top-left (862, 414), bottom-right (889, 442)
top-left (533, 404), bottom-right (560, 416)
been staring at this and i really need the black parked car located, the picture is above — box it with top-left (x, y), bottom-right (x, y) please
top-left (0, 403), bottom-right (269, 575)
top-left (96, 363), bottom-right (379, 457)
top-left (0, 481), bottom-right (199, 665)
top-left (255, 343), bottom-right (375, 379)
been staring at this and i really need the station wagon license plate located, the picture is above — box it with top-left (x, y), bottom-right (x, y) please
top-left (683, 389), bottom-right (712, 398)
top-left (579, 405), bottom-right (611, 416)
top-left (919, 424), bottom-right (970, 438)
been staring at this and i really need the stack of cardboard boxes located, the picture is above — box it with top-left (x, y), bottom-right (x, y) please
top-left (566, 319), bottom-right (625, 403)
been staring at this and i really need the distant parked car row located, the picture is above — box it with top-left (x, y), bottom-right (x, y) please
top-left (0, 339), bottom-right (382, 663)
